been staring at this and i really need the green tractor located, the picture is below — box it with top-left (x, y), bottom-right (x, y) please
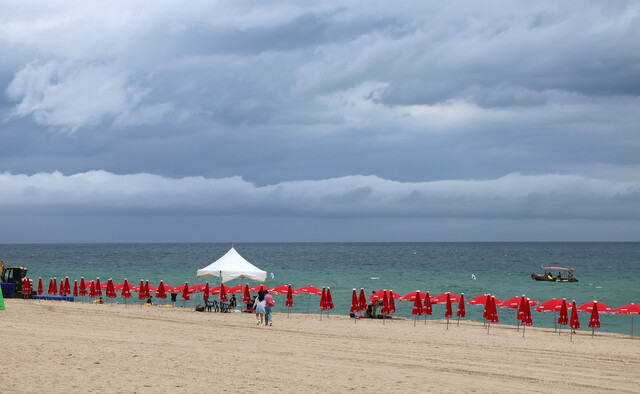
top-left (0, 260), bottom-right (31, 297)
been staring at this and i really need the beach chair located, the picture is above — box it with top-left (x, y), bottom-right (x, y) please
top-left (205, 299), bottom-right (219, 312)
top-left (220, 302), bottom-right (230, 313)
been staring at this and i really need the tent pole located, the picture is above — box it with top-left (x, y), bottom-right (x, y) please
top-left (195, 276), bottom-right (199, 311)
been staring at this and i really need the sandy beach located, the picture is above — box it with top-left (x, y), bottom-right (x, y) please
top-left (2, 299), bottom-right (639, 393)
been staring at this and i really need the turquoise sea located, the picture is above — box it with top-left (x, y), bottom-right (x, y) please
top-left (2, 243), bottom-right (639, 335)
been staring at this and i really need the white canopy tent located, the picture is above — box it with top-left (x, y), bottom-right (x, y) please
top-left (197, 247), bottom-right (266, 283)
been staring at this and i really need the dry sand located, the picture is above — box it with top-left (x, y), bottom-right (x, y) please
top-left (2, 299), bottom-right (639, 393)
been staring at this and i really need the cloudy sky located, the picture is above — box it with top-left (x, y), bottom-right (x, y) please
top-left (1, 1), bottom-right (639, 242)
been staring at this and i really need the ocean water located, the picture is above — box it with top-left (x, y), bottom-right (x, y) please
top-left (2, 242), bottom-right (639, 335)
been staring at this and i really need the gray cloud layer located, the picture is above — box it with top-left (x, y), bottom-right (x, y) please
top-left (1, 1), bottom-right (639, 241)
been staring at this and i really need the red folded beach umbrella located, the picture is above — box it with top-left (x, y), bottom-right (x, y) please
top-left (144, 281), bottom-right (151, 299)
top-left (53, 277), bottom-right (59, 295)
top-left (64, 277), bottom-right (71, 297)
top-left (350, 289), bottom-right (359, 314)
top-left (202, 282), bottom-right (210, 301)
top-left (423, 291), bottom-right (433, 316)
top-left (181, 282), bottom-right (190, 302)
top-left (569, 300), bottom-right (580, 341)
top-left (138, 280), bottom-right (146, 301)
top-left (358, 288), bottom-right (367, 312)
top-left (47, 278), bottom-right (53, 295)
top-left (156, 281), bottom-right (167, 300)
top-left (457, 293), bottom-right (466, 323)
top-left (89, 281), bottom-right (96, 298)
top-left (521, 299), bottom-right (533, 337)
top-left (614, 304), bottom-right (640, 337)
top-left (411, 291), bottom-right (424, 316)
top-left (388, 290), bottom-right (396, 314)
top-left (326, 287), bottom-right (335, 310)
top-left (95, 278), bottom-right (102, 296)
top-left (121, 279), bottom-right (132, 299)
top-left (79, 277), bottom-right (88, 297)
top-left (73, 280), bottom-right (78, 297)
top-left (243, 284), bottom-right (252, 305)
top-left (106, 278), bottom-right (117, 299)
top-left (587, 301), bottom-right (602, 337)
top-left (444, 292), bottom-right (453, 330)
top-left (59, 279), bottom-right (65, 296)
top-left (22, 278), bottom-right (31, 296)
top-left (286, 285), bottom-right (294, 308)
top-left (37, 277), bottom-right (43, 296)
top-left (319, 287), bottom-right (328, 320)
top-left (382, 290), bottom-right (390, 316)
top-left (558, 299), bottom-right (569, 333)
top-left (219, 283), bottom-right (228, 302)
top-left (486, 296), bottom-right (499, 334)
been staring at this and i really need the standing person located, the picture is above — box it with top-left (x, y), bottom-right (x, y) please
top-left (371, 291), bottom-right (378, 317)
top-left (170, 292), bottom-right (177, 307)
top-left (253, 290), bottom-right (266, 326)
top-left (264, 290), bottom-right (274, 326)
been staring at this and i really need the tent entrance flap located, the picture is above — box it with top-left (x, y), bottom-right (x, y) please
top-left (196, 247), bottom-right (267, 283)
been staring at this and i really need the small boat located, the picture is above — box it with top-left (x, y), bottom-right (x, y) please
top-left (531, 266), bottom-right (578, 282)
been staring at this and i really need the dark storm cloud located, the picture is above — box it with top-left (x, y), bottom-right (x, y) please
top-left (0, 1), bottom-right (639, 241)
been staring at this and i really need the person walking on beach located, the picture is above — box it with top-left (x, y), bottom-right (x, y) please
top-left (170, 292), bottom-right (177, 307)
top-left (264, 290), bottom-right (274, 326)
top-left (253, 290), bottom-right (266, 326)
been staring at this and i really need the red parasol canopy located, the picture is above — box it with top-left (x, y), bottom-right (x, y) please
top-left (224, 285), bottom-right (244, 294)
top-left (144, 281), bottom-right (151, 299)
top-left (271, 285), bottom-right (290, 295)
top-left (37, 277), bottom-right (43, 296)
top-left (444, 292), bottom-right (453, 319)
top-left (457, 293), bottom-right (466, 318)
top-left (79, 277), bottom-right (87, 296)
top-left (156, 281), bottom-right (167, 299)
top-left (73, 280), bottom-right (78, 297)
top-left (181, 282), bottom-right (190, 301)
top-left (536, 298), bottom-right (569, 312)
top-left (121, 279), bottom-right (132, 299)
top-left (433, 292), bottom-right (461, 304)
top-left (369, 290), bottom-right (401, 300)
top-left (59, 280), bottom-right (65, 296)
top-left (578, 301), bottom-right (614, 314)
top-left (53, 278), bottom-right (59, 295)
top-left (285, 284), bottom-right (294, 308)
top-left (297, 286), bottom-right (322, 296)
top-left (401, 291), bottom-right (426, 302)
top-left (558, 299), bottom-right (569, 326)
top-left (500, 296), bottom-right (538, 309)
top-left (570, 301), bottom-right (580, 330)
top-left (243, 284), bottom-right (252, 305)
top-left (202, 282), bottom-right (210, 301)
top-left (89, 281), bottom-right (97, 298)
top-left (423, 291), bottom-right (433, 316)
top-left (388, 290), bottom-right (396, 314)
top-left (468, 294), bottom-right (493, 305)
top-left (411, 291), bottom-right (424, 316)
top-left (249, 285), bottom-right (271, 293)
top-left (358, 288), bottom-right (367, 311)
top-left (517, 296), bottom-right (527, 321)
top-left (615, 303), bottom-right (640, 315)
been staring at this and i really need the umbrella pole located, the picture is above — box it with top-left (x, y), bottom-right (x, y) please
top-left (307, 295), bottom-right (311, 314)
top-left (592, 328), bottom-right (594, 338)
top-left (446, 318), bottom-right (449, 330)
top-left (570, 328), bottom-right (573, 342)
top-left (414, 315), bottom-right (417, 327)
top-left (457, 317), bottom-right (459, 327)
top-left (383, 313), bottom-right (385, 325)
top-left (523, 324), bottom-right (525, 338)
top-left (632, 315), bottom-right (634, 337)
top-left (554, 311), bottom-right (557, 332)
top-left (487, 322), bottom-right (490, 335)
top-left (320, 309), bottom-right (323, 321)
top-left (516, 315), bottom-right (519, 331)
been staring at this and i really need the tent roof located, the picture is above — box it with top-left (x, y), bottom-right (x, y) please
top-left (196, 247), bottom-right (266, 283)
